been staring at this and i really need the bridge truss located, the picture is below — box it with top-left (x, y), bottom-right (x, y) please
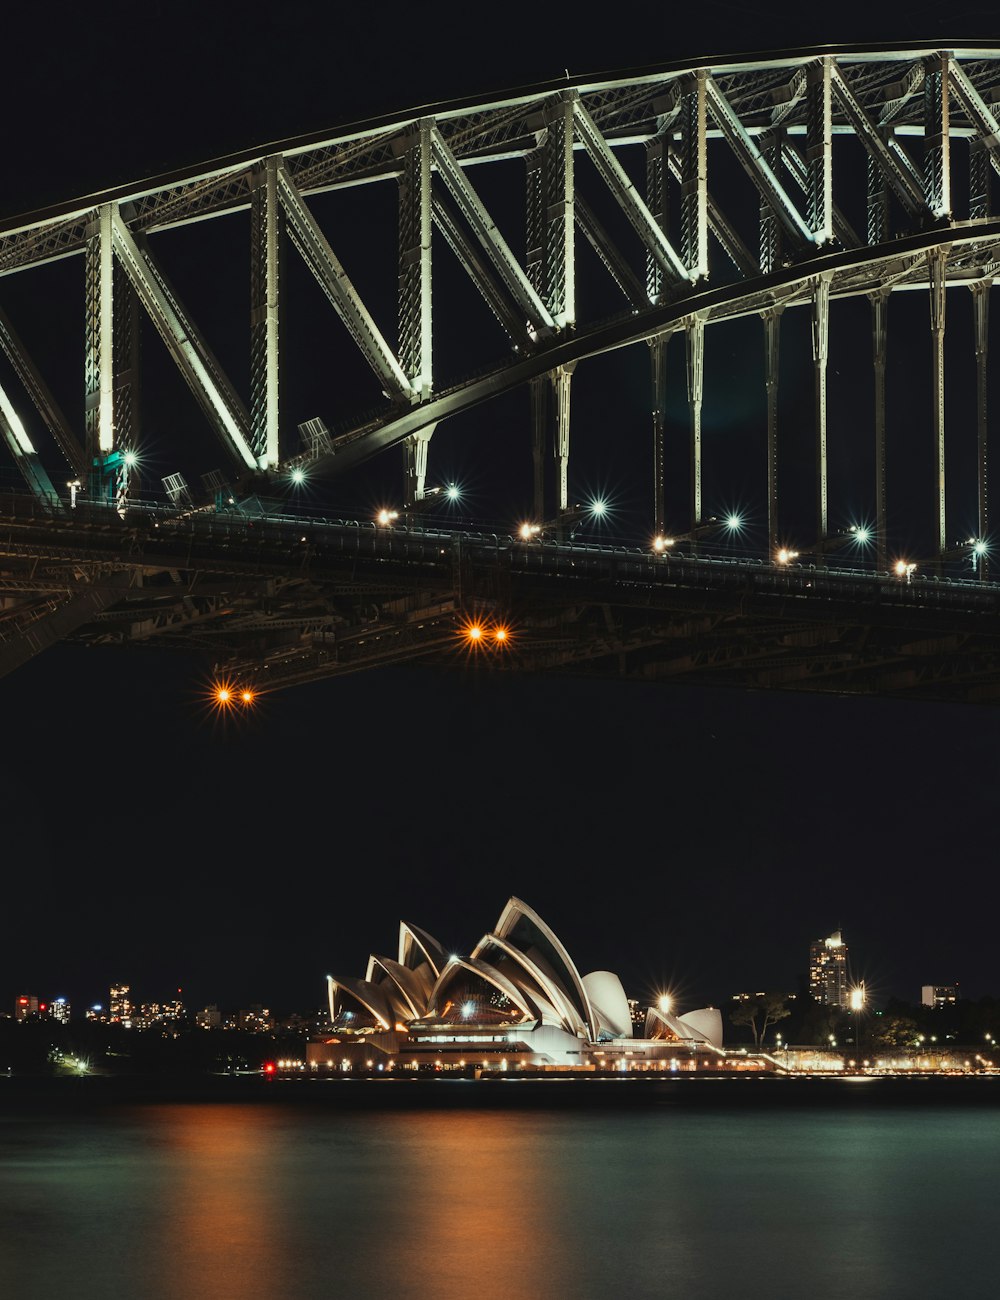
top-left (3, 43), bottom-right (1000, 699)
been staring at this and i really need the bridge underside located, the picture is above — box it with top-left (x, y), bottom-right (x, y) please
top-left (2, 499), bottom-right (999, 705)
top-left (5, 46), bottom-right (1000, 702)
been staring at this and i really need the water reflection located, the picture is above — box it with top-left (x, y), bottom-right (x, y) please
top-left (146, 1105), bottom-right (293, 1300)
top-left (0, 1095), bottom-right (997, 1300)
top-left (378, 1111), bottom-right (569, 1298)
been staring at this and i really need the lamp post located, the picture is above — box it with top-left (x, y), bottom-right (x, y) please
top-left (850, 983), bottom-right (866, 1069)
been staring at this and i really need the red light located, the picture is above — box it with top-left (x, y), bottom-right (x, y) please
top-left (39, 1003), bottom-right (47, 1011)
top-left (263, 1062), bottom-right (276, 1074)
top-left (18, 997), bottom-right (28, 1005)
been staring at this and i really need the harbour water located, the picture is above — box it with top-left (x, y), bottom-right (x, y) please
top-left (1, 1078), bottom-right (997, 1299)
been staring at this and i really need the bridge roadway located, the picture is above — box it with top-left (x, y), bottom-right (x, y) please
top-left (2, 491), bottom-right (1000, 702)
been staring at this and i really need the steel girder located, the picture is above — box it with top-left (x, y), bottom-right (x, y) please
top-left (277, 163), bottom-right (411, 398)
top-left (2, 47), bottom-right (1000, 550)
top-left (0, 304), bottom-right (84, 476)
top-left (250, 157), bottom-right (281, 469)
top-left (110, 212), bottom-right (256, 469)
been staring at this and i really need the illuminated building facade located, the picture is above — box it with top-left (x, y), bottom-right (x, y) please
top-left (14, 995), bottom-right (38, 1020)
top-left (311, 897), bottom-right (726, 1071)
top-left (922, 984), bottom-right (958, 1009)
top-left (809, 931), bottom-right (849, 1008)
top-left (109, 984), bottom-right (132, 1025)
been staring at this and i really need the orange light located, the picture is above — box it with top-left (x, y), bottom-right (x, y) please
top-left (458, 617), bottom-right (514, 652)
top-left (216, 686), bottom-right (232, 705)
top-left (240, 689), bottom-right (255, 705)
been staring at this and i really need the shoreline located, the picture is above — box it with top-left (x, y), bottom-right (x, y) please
top-left (2, 1071), bottom-right (999, 1110)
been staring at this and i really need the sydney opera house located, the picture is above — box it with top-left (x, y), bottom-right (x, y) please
top-left (307, 897), bottom-right (726, 1072)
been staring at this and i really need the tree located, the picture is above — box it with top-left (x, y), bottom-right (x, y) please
top-left (729, 993), bottom-right (792, 1048)
top-left (870, 1015), bottom-right (920, 1049)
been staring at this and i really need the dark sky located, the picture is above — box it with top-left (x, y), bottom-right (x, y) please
top-left (2, 3), bottom-right (1000, 1016)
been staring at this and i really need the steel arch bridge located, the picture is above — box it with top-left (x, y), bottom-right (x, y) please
top-left (4, 43), bottom-right (1000, 701)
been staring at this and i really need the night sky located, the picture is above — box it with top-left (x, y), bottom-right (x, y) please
top-left (3, 3), bottom-right (1000, 1017)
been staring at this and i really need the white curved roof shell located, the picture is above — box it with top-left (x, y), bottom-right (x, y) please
top-left (582, 971), bottom-right (633, 1039)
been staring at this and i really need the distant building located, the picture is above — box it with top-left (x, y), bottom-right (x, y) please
top-left (196, 1005), bottom-right (222, 1030)
top-left (809, 931), bottom-right (850, 1008)
top-left (14, 995), bottom-right (38, 1021)
top-left (109, 984), bottom-right (132, 1026)
top-left (51, 997), bottom-right (71, 1024)
top-left (234, 1005), bottom-right (274, 1032)
top-left (921, 984), bottom-right (958, 1010)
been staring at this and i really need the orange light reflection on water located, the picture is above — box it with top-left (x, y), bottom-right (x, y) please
top-left (377, 1110), bottom-right (572, 1296)
top-left (144, 1106), bottom-right (291, 1300)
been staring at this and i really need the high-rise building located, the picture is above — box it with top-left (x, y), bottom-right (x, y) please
top-left (14, 995), bottom-right (38, 1021)
top-left (921, 984), bottom-right (958, 1010)
top-left (809, 931), bottom-right (849, 1008)
top-left (51, 997), bottom-right (71, 1024)
top-left (109, 984), bottom-right (132, 1026)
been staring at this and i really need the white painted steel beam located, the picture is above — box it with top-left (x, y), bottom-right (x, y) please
top-left (947, 58), bottom-right (1000, 176)
top-left (431, 194), bottom-right (533, 346)
top-left (923, 54), bottom-right (951, 219)
top-left (575, 196), bottom-right (646, 308)
top-left (0, 304), bottom-right (85, 474)
top-left (250, 157), bottom-right (281, 469)
top-left (541, 96), bottom-right (576, 329)
top-left (109, 212), bottom-right (257, 470)
top-left (812, 275), bottom-right (831, 541)
top-left (429, 125), bottom-right (553, 334)
top-left (664, 151), bottom-right (758, 277)
top-left (704, 75), bottom-right (814, 249)
top-left (829, 63), bottom-right (926, 216)
top-left (928, 246), bottom-right (949, 555)
top-left (0, 380), bottom-right (60, 504)
top-left (805, 59), bottom-right (834, 244)
top-left (679, 73), bottom-right (709, 280)
top-left (97, 205), bottom-right (114, 453)
top-left (0, 378), bottom-right (35, 456)
top-left (398, 121), bottom-right (433, 400)
top-left (571, 97), bottom-right (690, 285)
top-left (277, 164), bottom-right (412, 399)
top-left (686, 316), bottom-right (705, 528)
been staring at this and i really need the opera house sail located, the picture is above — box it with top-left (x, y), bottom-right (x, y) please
top-left (310, 897), bottom-right (725, 1072)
